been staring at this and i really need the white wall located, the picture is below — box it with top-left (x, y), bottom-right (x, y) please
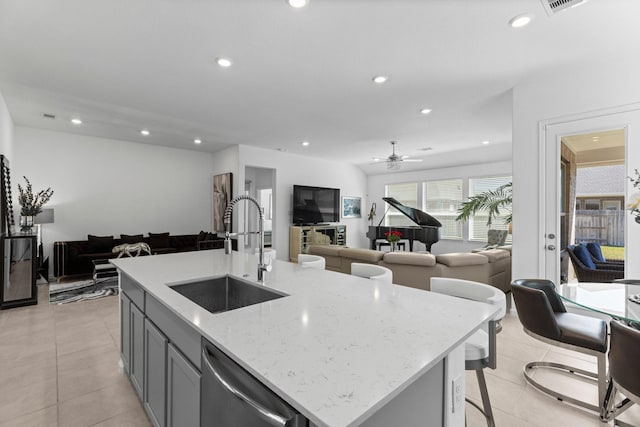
top-left (224, 145), bottom-right (368, 260)
top-left (211, 144), bottom-right (240, 230)
top-left (513, 58), bottom-right (640, 280)
top-left (367, 160), bottom-right (512, 255)
top-left (0, 91), bottom-right (13, 161)
top-left (14, 127), bottom-right (216, 273)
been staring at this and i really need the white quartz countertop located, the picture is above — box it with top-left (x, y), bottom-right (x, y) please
top-left (112, 250), bottom-right (498, 427)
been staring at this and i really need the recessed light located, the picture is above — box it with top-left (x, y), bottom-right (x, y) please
top-left (419, 108), bottom-right (432, 115)
top-left (287, 0), bottom-right (308, 8)
top-left (70, 118), bottom-right (82, 125)
top-left (216, 57), bottom-right (232, 68)
top-left (140, 129), bottom-right (150, 136)
top-left (301, 141), bottom-right (310, 147)
top-left (482, 140), bottom-right (490, 145)
top-left (372, 75), bottom-right (389, 84)
top-left (509, 14), bottom-right (532, 28)
top-left (194, 138), bottom-right (202, 144)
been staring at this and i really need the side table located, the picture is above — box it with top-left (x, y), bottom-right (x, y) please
top-left (92, 259), bottom-right (118, 289)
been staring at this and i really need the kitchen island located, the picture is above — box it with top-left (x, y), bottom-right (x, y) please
top-left (112, 249), bottom-right (498, 427)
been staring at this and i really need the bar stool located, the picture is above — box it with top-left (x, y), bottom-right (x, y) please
top-left (431, 278), bottom-right (506, 427)
top-left (511, 279), bottom-right (608, 415)
top-left (297, 254), bottom-right (325, 270)
top-left (350, 263), bottom-right (393, 286)
top-left (601, 320), bottom-right (638, 425)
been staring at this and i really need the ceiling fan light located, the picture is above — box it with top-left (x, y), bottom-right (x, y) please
top-left (387, 161), bottom-right (400, 170)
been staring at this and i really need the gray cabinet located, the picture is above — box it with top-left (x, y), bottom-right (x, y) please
top-left (120, 278), bottom-right (201, 427)
top-left (167, 343), bottom-right (200, 427)
top-left (130, 302), bottom-right (145, 399)
top-left (120, 294), bottom-right (131, 374)
top-left (144, 319), bottom-right (168, 427)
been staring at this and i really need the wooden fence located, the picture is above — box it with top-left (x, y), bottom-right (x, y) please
top-left (574, 210), bottom-right (625, 247)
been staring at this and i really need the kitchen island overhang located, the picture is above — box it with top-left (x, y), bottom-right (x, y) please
top-left (112, 249), bottom-right (499, 427)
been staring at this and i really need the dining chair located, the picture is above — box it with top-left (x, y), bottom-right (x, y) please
top-left (601, 320), bottom-right (639, 425)
top-left (297, 254), bottom-right (326, 270)
top-left (511, 279), bottom-right (608, 414)
top-left (350, 263), bottom-right (393, 286)
top-left (431, 277), bottom-right (506, 427)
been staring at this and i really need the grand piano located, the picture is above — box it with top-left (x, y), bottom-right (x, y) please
top-left (366, 197), bottom-right (442, 252)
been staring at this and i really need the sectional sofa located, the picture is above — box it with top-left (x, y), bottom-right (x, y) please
top-left (53, 231), bottom-right (235, 280)
top-left (308, 245), bottom-right (512, 306)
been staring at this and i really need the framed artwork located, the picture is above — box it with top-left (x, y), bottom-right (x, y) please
top-left (341, 196), bottom-right (361, 219)
top-left (213, 172), bottom-right (233, 232)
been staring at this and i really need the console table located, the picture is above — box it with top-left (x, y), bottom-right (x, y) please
top-left (289, 224), bottom-right (346, 262)
top-left (0, 234), bottom-right (37, 309)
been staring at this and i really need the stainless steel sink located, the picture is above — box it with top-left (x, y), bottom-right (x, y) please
top-left (169, 275), bottom-right (287, 314)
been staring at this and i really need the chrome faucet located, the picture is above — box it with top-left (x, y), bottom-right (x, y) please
top-left (223, 195), bottom-right (271, 282)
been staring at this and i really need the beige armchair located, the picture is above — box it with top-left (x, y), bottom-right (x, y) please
top-left (472, 229), bottom-right (508, 252)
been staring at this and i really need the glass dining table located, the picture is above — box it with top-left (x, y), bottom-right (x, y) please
top-left (556, 282), bottom-right (640, 324)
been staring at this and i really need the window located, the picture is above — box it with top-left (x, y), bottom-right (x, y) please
top-left (423, 179), bottom-right (463, 239)
top-left (602, 200), bottom-right (621, 210)
top-left (385, 182), bottom-right (418, 226)
top-left (585, 199), bottom-right (600, 210)
top-left (468, 176), bottom-right (512, 242)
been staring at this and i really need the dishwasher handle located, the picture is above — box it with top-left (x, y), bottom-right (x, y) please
top-left (202, 348), bottom-right (288, 427)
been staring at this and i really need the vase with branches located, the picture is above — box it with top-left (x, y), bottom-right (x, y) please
top-left (455, 182), bottom-right (512, 226)
top-left (17, 176), bottom-right (53, 231)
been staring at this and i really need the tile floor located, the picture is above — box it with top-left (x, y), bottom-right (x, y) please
top-left (0, 285), bottom-right (638, 426)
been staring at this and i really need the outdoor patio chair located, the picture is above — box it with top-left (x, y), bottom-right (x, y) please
top-left (584, 242), bottom-right (625, 269)
top-left (566, 245), bottom-right (624, 283)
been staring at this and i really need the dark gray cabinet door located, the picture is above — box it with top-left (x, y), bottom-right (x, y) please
top-left (130, 302), bottom-right (145, 399)
top-left (144, 319), bottom-right (167, 427)
top-left (120, 294), bottom-right (131, 374)
top-left (167, 343), bottom-right (200, 427)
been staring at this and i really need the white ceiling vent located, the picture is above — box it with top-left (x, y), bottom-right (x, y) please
top-left (540, 0), bottom-right (588, 16)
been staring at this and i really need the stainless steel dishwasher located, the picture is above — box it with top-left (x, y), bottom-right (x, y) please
top-left (201, 339), bottom-right (309, 426)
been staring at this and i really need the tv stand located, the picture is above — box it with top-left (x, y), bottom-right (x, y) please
top-left (289, 224), bottom-right (346, 262)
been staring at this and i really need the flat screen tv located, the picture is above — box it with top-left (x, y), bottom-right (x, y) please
top-left (292, 185), bottom-right (340, 225)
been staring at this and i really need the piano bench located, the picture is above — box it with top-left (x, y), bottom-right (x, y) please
top-left (377, 241), bottom-right (406, 251)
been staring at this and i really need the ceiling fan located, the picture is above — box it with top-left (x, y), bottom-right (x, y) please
top-left (373, 141), bottom-right (423, 170)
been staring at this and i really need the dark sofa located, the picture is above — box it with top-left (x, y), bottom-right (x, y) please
top-left (53, 231), bottom-right (232, 280)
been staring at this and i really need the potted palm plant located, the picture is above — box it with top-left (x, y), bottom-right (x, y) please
top-left (455, 182), bottom-right (512, 227)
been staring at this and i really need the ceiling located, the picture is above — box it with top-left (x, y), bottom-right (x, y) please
top-left (1, 0), bottom-right (639, 175)
top-left (562, 128), bottom-right (626, 166)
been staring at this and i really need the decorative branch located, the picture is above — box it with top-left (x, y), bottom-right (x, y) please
top-left (17, 176), bottom-right (54, 216)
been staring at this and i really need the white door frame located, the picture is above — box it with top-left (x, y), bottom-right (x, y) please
top-left (539, 103), bottom-right (640, 282)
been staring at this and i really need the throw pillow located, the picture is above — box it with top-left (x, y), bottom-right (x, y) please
top-left (87, 234), bottom-right (115, 253)
top-left (573, 244), bottom-right (596, 269)
top-left (196, 230), bottom-right (208, 243)
top-left (120, 234), bottom-right (144, 244)
top-left (148, 232), bottom-right (170, 248)
top-left (585, 242), bottom-right (606, 262)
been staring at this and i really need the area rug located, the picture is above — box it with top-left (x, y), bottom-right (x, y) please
top-left (49, 278), bottom-right (119, 304)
